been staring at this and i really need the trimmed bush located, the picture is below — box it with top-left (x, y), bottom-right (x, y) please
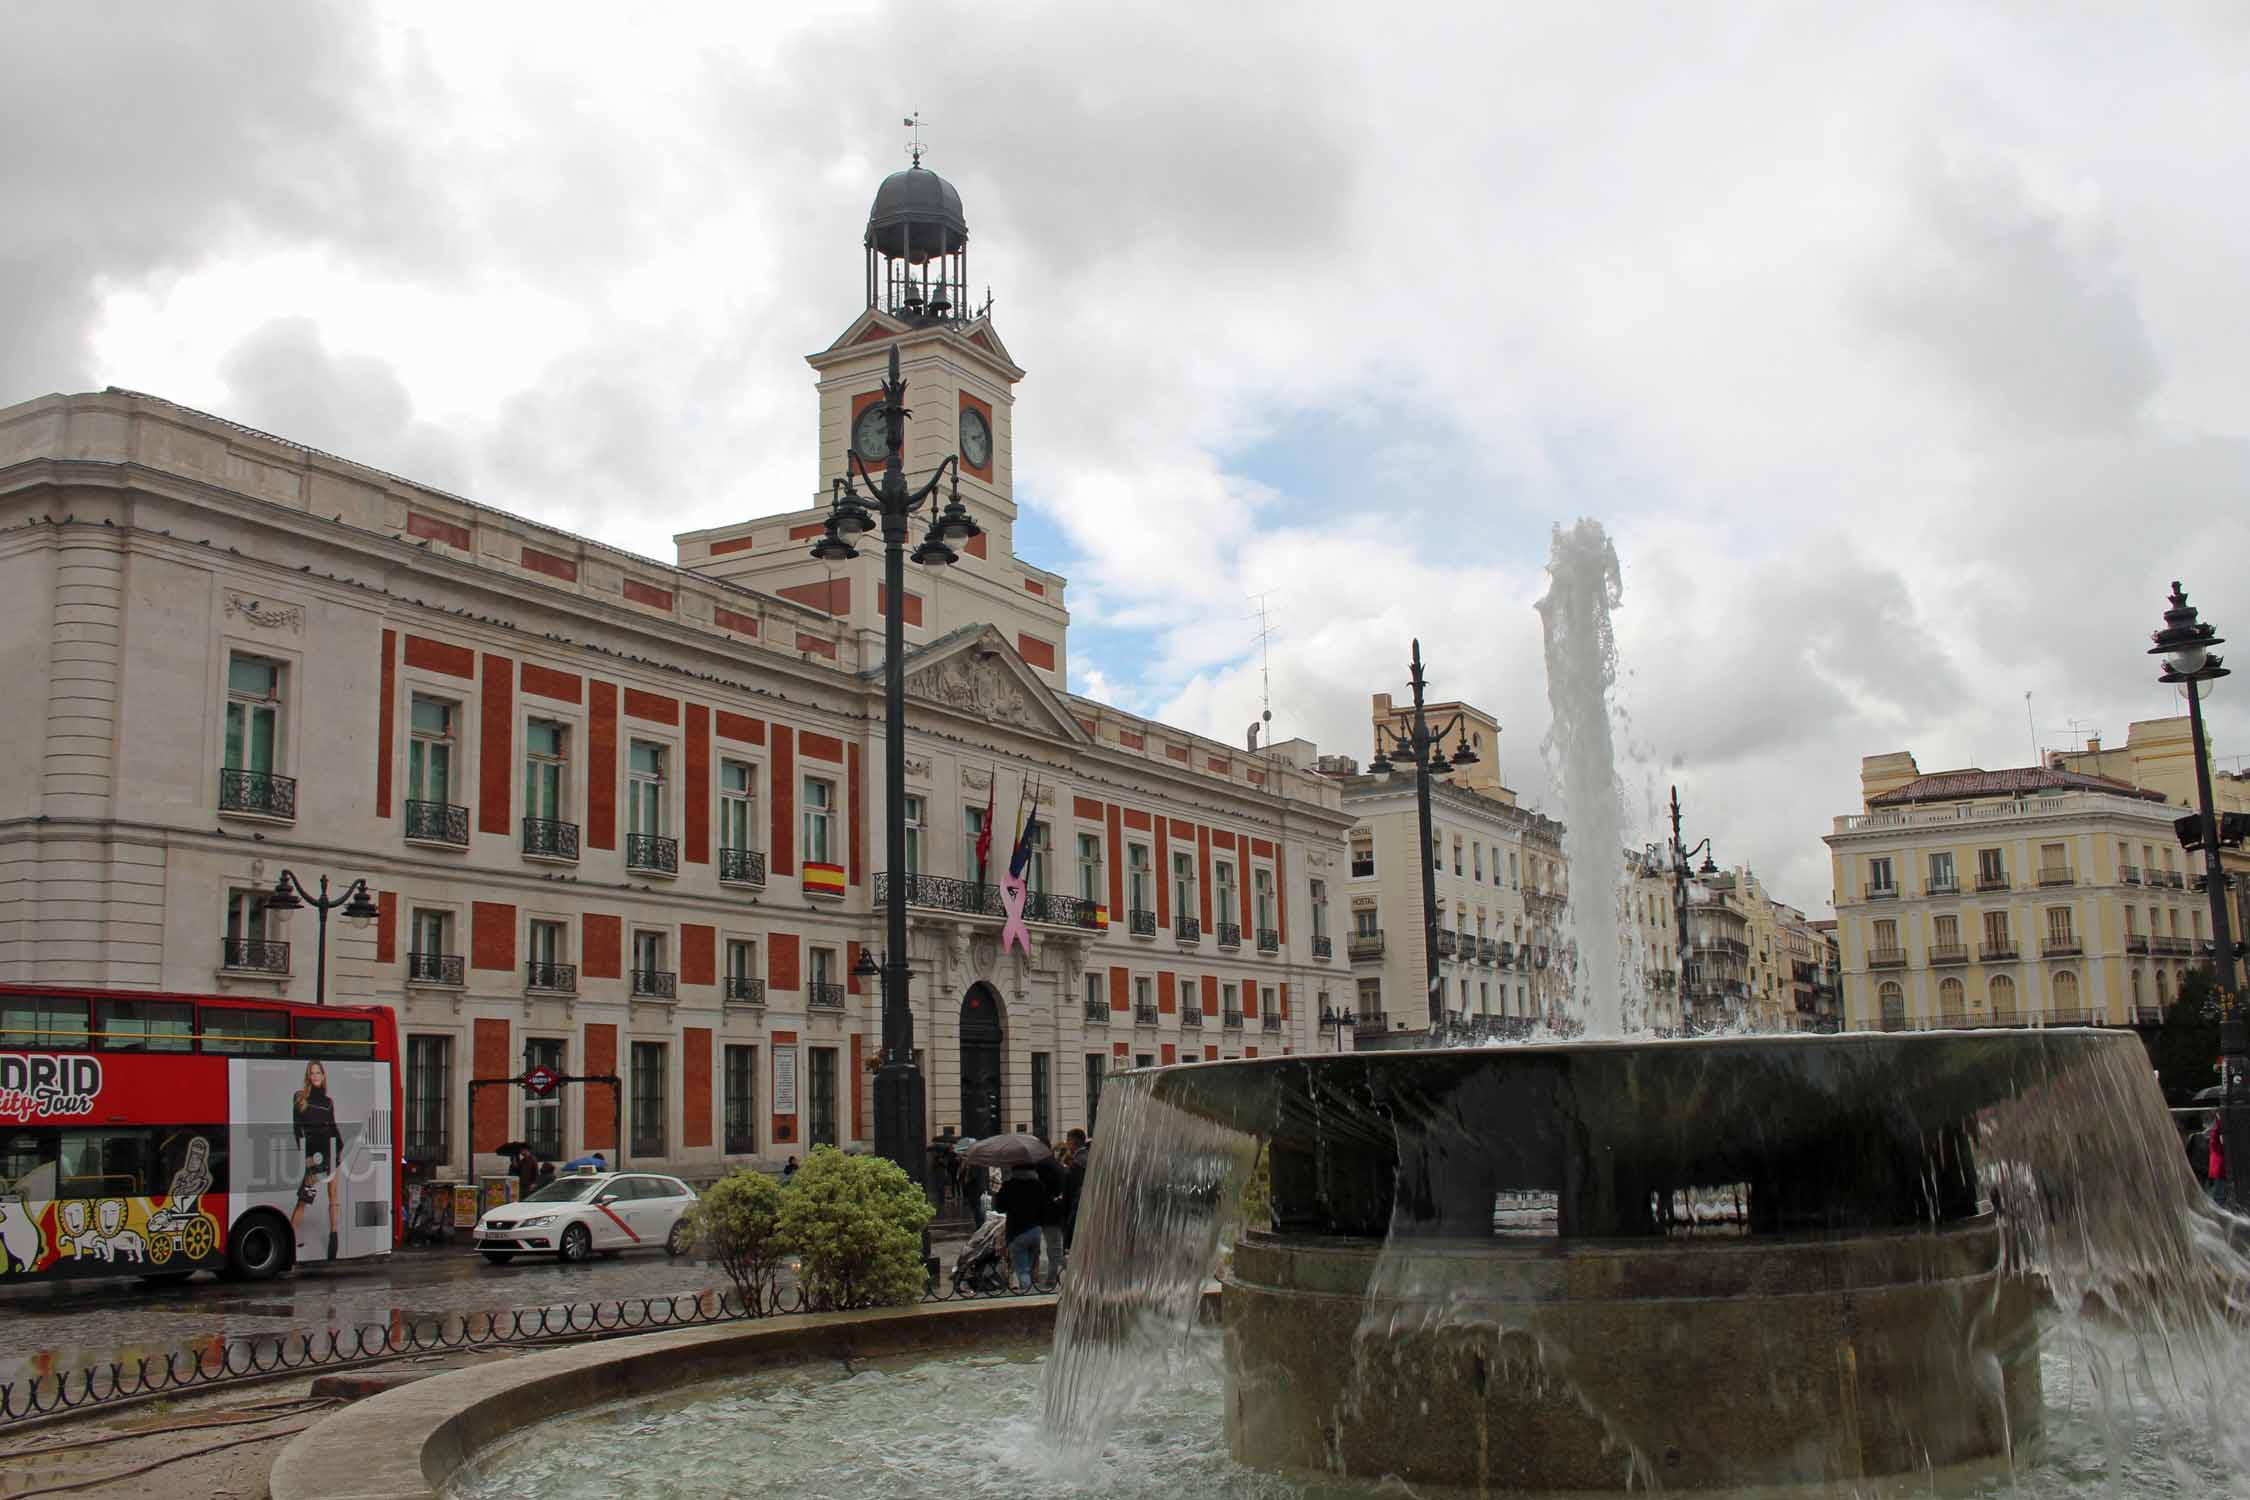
top-left (683, 1169), bottom-right (788, 1314)
top-left (775, 1146), bottom-right (934, 1310)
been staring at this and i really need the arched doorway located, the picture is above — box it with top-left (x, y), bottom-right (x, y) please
top-left (959, 984), bottom-right (1005, 1138)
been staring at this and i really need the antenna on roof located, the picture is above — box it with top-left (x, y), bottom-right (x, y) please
top-left (1250, 592), bottom-right (1277, 750)
top-left (2024, 691), bottom-right (2037, 766)
top-left (903, 112), bottom-right (926, 169)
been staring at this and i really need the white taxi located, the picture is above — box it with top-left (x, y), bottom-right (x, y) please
top-left (473, 1170), bottom-right (698, 1264)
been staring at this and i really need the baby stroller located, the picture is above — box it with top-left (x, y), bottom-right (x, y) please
top-left (951, 1211), bottom-right (1011, 1295)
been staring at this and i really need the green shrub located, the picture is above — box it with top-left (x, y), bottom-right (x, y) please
top-left (1239, 1142), bottom-right (1272, 1231)
top-left (684, 1169), bottom-right (789, 1314)
top-left (775, 1146), bottom-right (934, 1310)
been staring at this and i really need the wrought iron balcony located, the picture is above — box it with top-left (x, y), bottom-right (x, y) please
top-left (218, 767), bottom-right (296, 820)
top-left (2126, 933), bottom-right (2150, 954)
top-left (2041, 936), bottom-right (2083, 957)
top-left (1217, 922), bottom-right (1243, 950)
top-left (1348, 932), bottom-right (1385, 960)
top-left (1256, 928), bottom-right (1280, 954)
top-left (406, 951), bottom-right (465, 986)
top-left (2036, 866), bottom-right (2074, 887)
top-left (1084, 1000), bottom-right (1110, 1023)
top-left (1868, 947), bottom-right (1908, 969)
top-left (2162, 870), bottom-right (2185, 889)
top-left (719, 846), bottom-right (766, 887)
top-left (2153, 935), bottom-right (2193, 957)
top-left (1176, 915), bottom-right (1202, 942)
top-left (1129, 907), bottom-right (1157, 938)
top-left (1975, 872), bottom-right (2009, 892)
top-left (1927, 877), bottom-right (1959, 894)
top-left (1499, 941), bottom-right (1516, 968)
top-left (2121, 865), bottom-right (2142, 885)
top-left (1352, 1010), bottom-right (1389, 1037)
top-left (1929, 943), bottom-right (1969, 965)
top-left (1863, 883), bottom-right (1898, 900)
top-left (404, 799), bottom-right (470, 847)
top-left (220, 936), bottom-right (288, 973)
top-left (1435, 930), bottom-right (1458, 957)
top-left (631, 968), bottom-right (677, 999)
top-left (626, 833), bottom-right (678, 875)
top-left (1134, 1004), bottom-right (1160, 1026)
top-left (1480, 939), bottom-right (1499, 965)
top-left (1181, 1005), bottom-right (1203, 1028)
top-left (1221, 1009), bottom-right (1245, 1029)
top-left (526, 960), bottom-right (577, 993)
top-left (1350, 856), bottom-right (1375, 878)
top-left (1261, 1012), bottom-right (1281, 1032)
top-left (1979, 942), bottom-right (2018, 963)
top-left (725, 974), bottom-right (765, 1005)
top-left (1311, 934), bottom-right (1332, 960)
top-left (808, 982), bottom-right (846, 1009)
top-left (523, 816), bottom-right (580, 862)
top-left (873, 872), bottom-right (1099, 928)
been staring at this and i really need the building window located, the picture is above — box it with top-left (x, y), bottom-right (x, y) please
top-left (1354, 907), bottom-right (1379, 936)
top-left (1181, 978), bottom-right (1197, 1013)
top-left (628, 741), bottom-right (668, 838)
top-left (1078, 833), bottom-right (1103, 903)
top-left (720, 760), bottom-right (757, 853)
top-left (724, 1045), bottom-right (758, 1155)
top-left (1977, 848), bottom-right (2006, 889)
top-left (1509, 852), bottom-right (1520, 887)
top-left (527, 920), bottom-right (570, 990)
top-left (1085, 1053), bottom-right (1107, 1128)
top-left (1989, 973), bottom-right (2017, 1017)
top-left (1350, 833), bottom-right (1374, 879)
top-left (1128, 844), bottom-right (1152, 914)
top-left (2046, 907), bottom-right (2075, 946)
top-left (1030, 1053), bottom-right (1051, 1141)
top-left (1867, 856), bottom-right (1894, 895)
top-left (524, 1038), bottom-right (564, 1161)
top-left (407, 696), bottom-right (458, 812)
top-left (405, 1035), bottom-right (451, 1164)
top-left (223, 888), bottom-right (282, 970)
top-left (525, 720), bottom-right (569, 820)
top-left (1982, 911), bottom-right (2010, 951)
top-left (1934, 913), bottom-right (1959, 947)
top-left (632, 929), bottom-right (672, 997)
top-left (801, 776), bottom-right (836, 866)
top-left (1357, 977), bottom-right (1381, 1014)
top-left (2053, 970), bottom-right (2081, 1016)
top-left (810, 945), bottom-right (836, 992)
top-left (224, 654), bottom-right (283, 775)
top-left (1473, 843), bottom-right (1484, 881)
top-left (1216, 862), bottom-right (1237, 922)
top-left (1084, 972), bottom-right (1104, 1015)
top-left (1310, 880), bottom-right (1328, 942)
top-left (807, 1047), bottom-right (838, 1148)
top-left (1254, 869), bottom-right (1275, 932)
top-left (1432, 832), bottom-right (1443, 870)
top-left (630, 1042), bottom-right (666, 1158)
top-left (1453, 838), bottom-right (1464, 877)
top-left (727, 938), bottom-right (758, 982)
top-left (1878, 982), bottom-right (1905, 1031)
top-left (963, 800), bottom-right (988, 884)
top-left (901, 794), bottom-right (924, 876)
top-left (1172, 851), bottom-right (1196, 917)
top-left (1927, 851), bottom-right (1955, 891)
top-left (1938, 976), bottom-right (1964, 1016)
top-left (1025, 822), bottom-right (1050, 896)
top-left (408, 909), bottom-right (458, 985)
top-left (1872, 917), bottom-right (1897, 951)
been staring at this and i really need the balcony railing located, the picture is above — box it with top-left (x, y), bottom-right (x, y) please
top-left (873, 873), bottom-right (1100, 928)
top-left (626, 833), bottom-right (678, 875)
top-left (725, 974), bottom-right (765, 1005)
top-left (1221, 1009), bottom-right (1245, 1029)
top-left (218, 767), bottom-right (296, 820)
top-left (2037, 866), bottom-right (2074, 887)
top-left (719, 846), bottom-right (766, 887)
top-left (1353, 1011), bottom-right (1389, 1037)
top-left (1256, 928), bottom-right (1280, 954)
top-left (1311, 934), bottom-right (1332, 960)
top-left (1480, 939), bottom-right (1499, 965)
top-left (526, 960), bottom-right (577, 993)
top-left (220, 937), bottom-right (288, 974)
top-left (405, 800), bottom-right (470, 847)
top-left (808, 981), bottom-right (846, 1009)
top-left (2162, 870), bottom-right (2185, 889)
top-left (2153, 935), bottom-right (2193, 957)
top-left (631, 968), bottom-right (677, 999)
top-left (2126, 933), bottom-right (2150, 954)
top-left (1864, 883), bottom-right (1898, 900)
top-left (1979, 942), bottom-right (2019, 962)
top-left (1129, 908), bottom-right (1157, 938)
top-left (1181, 1006), bottom-right (1203, 1028)
top-left (2042, 936), bottom-right (2083, 957)
top-left (523, 816), bottom-right (580, 862)
top-left (406, 951), bottom-right (465, 986)
top-left (1318, 1011), bottom-right (1338, 1032)
top-left (2122, 865), bottom-right (2142, 885)
top-left (1261, 1013), bottom-right (1282, 1032)
top-left (1435, 931), bottom-right (1458, 957)
top-left (1927, 878), bottom-right (1959, 895)
top-left (1348, 932), bottom-right (1385, 960)
top-left (1929, 943), bottom-right (1969, 965)
top-left (1500, 941), bottom-right (1517, 968)
top-left (1868, 947), bottom-right (1908, 969)
top-left (1975, 872), bottom-right (2009, 892)
top-left (1534, 946), bottom-right (1551, 969)
top-left (1217, 923), bottom-right (1243, 950)
top-left (1134, 1004), bottom-right (1160, 1026)
top-left (1176, 915), bottom-right (1202, 942)
top-left (1084, 1001), bottom-right (1110, 1023)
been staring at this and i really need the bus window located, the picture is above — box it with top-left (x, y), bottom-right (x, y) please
top-left (294, 1015), bottom-right (376, 1059)
top-left (201, 1007), bottom-right (289, 1056)
top-left (0, 1132), bottom-right (58, 1196)
top-left (1, 996), bottom-right (92, 1050)
top-left (58, 1131), bottom-right (150, 1198)
top-left (94, 999), bottom-right (196, 1054)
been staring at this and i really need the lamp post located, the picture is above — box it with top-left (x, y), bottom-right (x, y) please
top-left (262, 869), bottom-right (380, 1006)
top-left (809, 343), bottom-right (981, 1189)
top-left (2150, 582), bottom-right (2241, 1193)
top-left (1667, 786), bottom-right (1718, 1031)
top-left (1368, 640), bottom-right (1480, 1041)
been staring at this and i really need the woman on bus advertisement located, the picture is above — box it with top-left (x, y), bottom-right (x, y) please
top-left (289, 1060), bottom-right (344, 1262)
top-left (231, 1057), bottom-right (386, 1265)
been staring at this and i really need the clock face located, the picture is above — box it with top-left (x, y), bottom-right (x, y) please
top-left (959, 406), bottom-right (992, 468)
top-left (852, 404), bottom-right (890, 463)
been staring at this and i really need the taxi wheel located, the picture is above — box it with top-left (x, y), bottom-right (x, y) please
top-left (559, 1224), bottom-right (592, 1263)
top-left (665, 1220), bottom-right (690, 1257)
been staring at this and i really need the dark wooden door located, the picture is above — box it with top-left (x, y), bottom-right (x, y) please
top-left (959, 986), bottom-right (1003, 1138)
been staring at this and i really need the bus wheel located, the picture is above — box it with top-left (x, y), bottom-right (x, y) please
top-left (227, 1213), bottom-right (292, 1281)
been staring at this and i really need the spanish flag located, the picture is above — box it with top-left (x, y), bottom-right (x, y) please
top-left (804, 861), bottom-right (846, 898)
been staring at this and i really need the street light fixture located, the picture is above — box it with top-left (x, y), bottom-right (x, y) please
top-left (262, 869), bottom-right (380, 1007)
top-left (2150, 582), bottom-right (2241, 1192)
top-left (1369, 639), bottom-right (1481, 1041)
top-left (1667, 787), bottom-right (1718, 1030)
top-left (809, 342), bottom-right (982, 1189)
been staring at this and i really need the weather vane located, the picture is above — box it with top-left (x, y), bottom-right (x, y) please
top-left (904, 111), bottom-right (925, 168)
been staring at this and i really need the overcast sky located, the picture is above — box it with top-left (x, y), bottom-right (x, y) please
top-left (7, 3), bottom-right (2246, 914)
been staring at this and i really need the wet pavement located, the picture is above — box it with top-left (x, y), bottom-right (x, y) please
top-left (0, 1240), bottom-right (983, 1392)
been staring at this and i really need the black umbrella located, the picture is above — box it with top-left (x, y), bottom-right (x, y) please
top-left (960, 1132), bottom-right (1053, 1169)
top-left (494, 1141), bottom-right (531, 1157)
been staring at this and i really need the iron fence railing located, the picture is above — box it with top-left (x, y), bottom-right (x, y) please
top-left (0, 1270), bottom-right (1060, 1427)
top-left (627, 833), bottom-right (679, 875)
top-left (874, 873), bottom-right (1098, 928)
top-left (405, 799), bottom-right (470, 847)
top-left (406, 951), bottom-right (465, 986)
top-left (719, 847), bottom-right (766, 887)
top-left (218, 767), bottom-right (296, 820)
top-left (220, 937), bottom-right (289, 974)
top-left (523, 817), bottom-right (580, 861)
top-left (809, 982), bottom-right (847, 1009)
top-left (526, 960), bottom-right (577, 993)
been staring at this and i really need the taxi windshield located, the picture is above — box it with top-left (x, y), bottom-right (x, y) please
top-left (522, 1176), bottom-right (604, 1204)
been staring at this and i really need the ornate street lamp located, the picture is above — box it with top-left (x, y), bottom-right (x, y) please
top-left (2151, 582), bottom-right (2241, 1192)
top-left (1667, 787), bottom-right (1718, 1028)
top-left (1368, 640), bottom-right (1481, 1041)
top-left (263, 869), bottom-right (380, 1006)
top-left (809, 343), bottom-right (981, 1189)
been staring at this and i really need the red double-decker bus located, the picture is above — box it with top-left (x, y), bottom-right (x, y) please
top-left (0, 984), bottom-right (401, 1283)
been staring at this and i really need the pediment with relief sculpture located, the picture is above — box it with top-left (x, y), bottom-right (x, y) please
top-left (894, 625), bottom-right (1088, 744)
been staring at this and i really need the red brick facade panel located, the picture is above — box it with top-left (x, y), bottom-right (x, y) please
top-left (850, 1033), bottom-right (865, 1140)
top-left (1109, 966), bottom-right (1129, 1013)
top-left (847, 744), bottom-right (863, 887)
top-left (1105, 804), bottom-right (1124, 926)
top-left (1017, 633), bottom-right (1056, 671)
top-left (1207, 756), bottom-right (1229, 774)
top-left (588, 681), bottom-right (618, 850)
top-left (376, 890), bottom-right (396, 964)
top-left (965, 532), bottom-right (987, 560)
top-left (799, 731), bottom-right (843, 763)
top-left (709, 535), bottom-right (755, 556)
top-left (584, 1025), bottom-right (618, 1150)
top-left (1161, 1044), bottom-right (1177, 1066)
top-left (713, 605), bottom-right (758, 636)
top-left (715, 710), bottom-right (766, 745)
top-left (470, 901), bottom-right (516, 971)
top-left (1166, 745), bottom-right (1189, 764)
top-left (684, 1027), bottom-right (712, 1149)
top-left (1158, 969), bottom-right (1177, 1014)
top-left (1280, 982), bottom-right (1290, 1020)
top-left (520, 546), bottom-right (578, 582)
top-left (1154, 818), bottom-right (1170, 928)
top-left (1204, 1045), bottom-right (1219, 1062)
top-left (408, 511), bottom-right (471, 549)
top-left (846, 941), bottom-right (863, 995)
top-left (685, 705), bottom-right (711, 865)
top-left (622, 687), bottom-right (678, 725)
top-left (520, 662), bottom-right (583, 703)
top-left (787, 523), bottom-right (825, 541)
top-left (471, 1018), bottom-right (510, 1153)
top-left (1248, 770), bottom-right (1266, 786)
top-left (1198, 827), bottom-right (1214, 933)
top-left (1118, 730), bottom-right (1144, 751)
top-left (876, 585), bottom-right (924, 626)
top-left (403, 634), bottom-right (475, 679)
top-left (1276, 845), bottom-right (1288, 943)
top-left (771, 728), bottom-right (796, 875)
top-left (1072, 796), bottom-right (1103, 822)
top-left (1023, 578), bottom-right (1045, 596)
top-left (769, 931), bottom-right (801, 992)
top-left (1122, 809), bottom-right (1151, 832)
top-left (1202, 975), bottom-right (1219, 1017)
top-left (479, 652), bottom-right (513, 835)
top-left (681, 923), bottom-right (716, 986)
top-left (1251, 838), bottom-right (1275, 860)
top-left (778, 578), bottom-right (850, 616)
top-left (621, 578), bottom-right (674, 611)
top-left (1169, 818), bottom-right (1194, 839)
top-left (583, 914), bottom-right (622, 979)
top-left (375, 629), bottom-right (395, 818)
top-left (796, 633), bottom-right (837, 660)
top-left (1212, 830), bottom-right (1237, 851)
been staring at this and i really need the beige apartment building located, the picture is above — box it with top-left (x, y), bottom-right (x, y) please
top-left (1825, 752), bottom-right (2201, 1031)
top-left (0, 159), bottom-right (1352, 1186)
top-left (1332, 706), bottom-right (1567, 1040)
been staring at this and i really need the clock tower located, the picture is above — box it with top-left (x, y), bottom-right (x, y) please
top-left (677, 157), bottom-right (1069, 685)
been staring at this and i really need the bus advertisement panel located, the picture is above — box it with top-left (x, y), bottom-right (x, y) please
top-left (229, 1058), bottom-right (394, 1265)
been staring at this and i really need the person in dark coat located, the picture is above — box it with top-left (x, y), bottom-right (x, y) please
top-left (1034, 1152), bottom-right (1069, 1288)
top-left (994, 1166), bottom-right (1048, 1292)
top-left (1063, 1128), bottom-right (1089, 1250)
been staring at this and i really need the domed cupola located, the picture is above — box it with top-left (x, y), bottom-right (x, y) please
top-left (864, 154), bottom-right (969, 323)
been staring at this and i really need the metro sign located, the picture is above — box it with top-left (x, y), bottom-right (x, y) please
top-left (523, 1065), bottom-right (559, 1099)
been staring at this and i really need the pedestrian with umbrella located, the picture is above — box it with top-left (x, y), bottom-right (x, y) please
top-left (962, 1134), bottom-right (1053, 1291)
